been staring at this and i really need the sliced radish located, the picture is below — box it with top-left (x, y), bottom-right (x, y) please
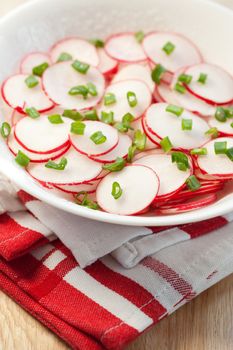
top-left (42, 62), bottom-right (105, 110)
top-left (157, 193), bottom-right (217, 214)
top-left (133, 152), bottom-right (192, 198)
top-left (28, 147), bottom-right (102, 185)
top-left (70, 121), bottom-right (119, 156)
top-left (129, 118), bottom-right (158, 150)
top-left (11, 109), bottom-right (24, 125)
top-left (144, 103), bottom-right (210, 149)
top-left (197, 137), bottom-right (233, 178)
top-left (208, 116), bottom-right (233, 136)
top-left (112, 64), bottom-right (154, 92)
top-left (97, 48), bottom-right (118, 75)
top-left (8, 128), bottom-right (70, 163)
top-left (50, 38), bottom-right (99, 66)
top-left (15, 116), bottom-right (71, 154)
top-left (143, 32), bottom-right (202, 73)
top-left (133, 148), bottom-right (162, 161)
top-left (156, 83), bottom-right (178, 104)
top-left (2, 74), bottom-right (54, 113)
top-left (97, 79), bottom-right (152, 122)
top-left (141, 117), bottom-right (161, 146)
top-left (90, 134), bottom-right (132, 163)
top-left (185, 64), bottom-right (233, 105)
top-left (105, 33), bottom-right (147, 63)
top-left (20, 52), bottom-right (51, 74)
top-left (96, 165), bottom-right (159, 215)
top-left (54, 180), bottom-right (99, 194)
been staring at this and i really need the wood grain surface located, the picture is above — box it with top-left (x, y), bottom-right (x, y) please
top-left (0, 0), bottom-right (233, 349)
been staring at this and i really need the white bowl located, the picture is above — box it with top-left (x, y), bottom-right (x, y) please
top-left (0, 0), bottom-right (232, 226)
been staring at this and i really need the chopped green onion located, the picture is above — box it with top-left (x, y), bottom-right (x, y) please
top-left (166, 104), bottom-right (184, 117)
top-left (84, 109), bottom-right (99, 121)
top-left (190, 148), bottom-right (207, 156)
top-left (32, 62), bottom-right (49, 77)
top-left (174, 82), bottom-right (186, 94)
top-left (76, 192), bottom-right (99, 210)
top-left (87, 82), bottom-right (98, 97)
top-left (90, 131), bottom-right (106, 145)
top-left (198, 73), bottom-right (207, 84)
top-left (127, 91), bottom-right (137, 107)
top-left (182, 118), bottom-right (193, 131)
top-left (178, 73), bottom-right (192, 85)
top-left (102, 157), bottom-right (126, 172)
top-left (70, 121), bottom-right (86, 135)
top-left (214, 141), bottom-right (227, 155)
top-left (225, 106), bottom-right (233, 119)
top-left (226, 147), bottom-right (233, 161)
top-left (15, 150), bottom-right (30, 167)
top-left (101, 111), bottom-right (114, 124)
top-left (111, 181), bottom-right (123, 200)
top-left (186, 175), bottom-right (201, 191)
top-left (231, 122), bottom-right (233, 129)
top-left (104, 92), bottom-right (116, 106)
top-left (115, 123), bottom-right (128, 133)
top-left (25, 107), bottom-right (40, 119)
top-left (162, 41), bottom-right (175, 55)
top-left (151, 64), bottom-right (166, 84)
top-left (45, 157), bottom-right (67, 171)
top-left (69, 85), bottom-right (89, 99)
top-left (57, 52), bottom-right (73, 62)
top-left (62, 109), bottom-right (83, 121)
top-left (1, 122), bottom-right (11, 138)
top-left (160, 136), bottom-right (173, 152)
top-left (89, 39), bottom-right (105, 48)
top-left (25, 75), bottom-right (39, 88)
top-left (48, 114), bottom-right (64, 124)
top-left (215, 107), bottom-right (227, 123)
top-left (115, 113), bottom-right (134, 133)
top-left (171, 151), bottom-right (190, 171)
top-left (72, 60), bottom-right (90, 74)
top-left (133, 130), bottom-right (147, 151)
top-left (205, 127), bottom-right (219, 139)
top-left (127, 144), bottom-right (137, 162)
top-left (135, 31), bottom-right (145, 43)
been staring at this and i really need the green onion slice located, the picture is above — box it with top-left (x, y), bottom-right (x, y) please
top-left (215, 107), bottom-right (227, 123)
top-left (48, 114), bottom-right (64, 124)
top-left (214, 141), bottom-right (227, 155)
top-left (70, 121), bottom-right (86, 135)
top-left (171, 151), bottom-right (190, 171)
top-left (101, 111), bottom-right (114, 124)
top-left (76, 192), bottom-right (99, 210)
top-left (197, 73), bottom-right (207, 84)
top-left (62, 109), bottom-right (83, 121)
top-left (127, 91), bottom-right (137, 108)
top-left (205, 127), bottom-right (219, 139)
top-left (90, 131), bottom-right (107, 145)
top-left (115, 113), bottom-right (134, 133)
top-left (160, 136), bottom-right (173, 152)
top-left (25, 75), bottom-right (39, 88)
top-left (186, 175), bottom-right (201, 191)
top-left (133, 130), bottom-right (147, 151)
top-left (162, 41), bottom-right (175, 55)
top-left (87, 82), bottom-right (98, 97)
top-left (57, 52), bottom-right (73, 62)
top-left (25, 107), bottom-right (40, 119)
top-left (178, 73), bottom-right (192, 84)
top-left (1, 122), bottom-right (11, 138)
top-left (102, 157), bottom-right (126, 172)
top-left (174, 82), bottom-right (186, 94)
top-left (111, 181), bottom-right (123, 200)
top-left (190, 148), bottom-right (207, 156)
top-left (151, 64), bottom-right (166, 84)
top-left (182, 118), bottom-right (193, 131)
top-left (127, 144), bottom-right (137, 162)
top-left (15, 151), bottom-right (30, 167)
top-left (89, 39), bottom-right (105, 48)
top-left (135, 31), bottom-right (145, 43)
top-left (84, 109), bottom-right (99, 121)
top-left (225, 106), bottom-right (233, 119)
top-left (166, 104), bottom-right (184, 117)
top-left (226, 147), bottom-right (233, 161)
top-left (69, 85), bottom-right (89, 99)
top-left (45, 157), bottom-right (67, 170)
top-left (72, 60), bottom-right (90, 74)
top-left (104, 93), bottom-right (116, 106)
top-left (32, 62), bottom-right (49, 77)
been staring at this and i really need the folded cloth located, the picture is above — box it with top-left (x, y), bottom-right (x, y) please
top-left (1, 219), bottom-right (233, 350)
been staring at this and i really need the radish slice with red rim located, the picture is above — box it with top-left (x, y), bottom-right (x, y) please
top-left (96, 165), bottom-right (159, 215)
top-left (141, 117), bottom-right (161, 146)
top-left (28, 148), bottom-right (102, 185)
top-left (143, 32), bottom-right (202, 73)
top-left (42, 62), bottom-right (105, 110)
top-left (90, 134), bottom-right (132, 163)
top-left (1, 74), bottom-right (54, 113)
top-left (156, 193), bottom-right (217, 214)
top-left (8, 129), bottom-right (70, 163)
top-left (97, 48), bottom-right (118, 75)
top-left (54, 180), bottom-right (99, 194)
top-left (156, 83), bottom-right (178, 105)
top-left (15, 116), bottom-right (71, 154)
top-left (133, 152), bottom-right (192, 198)
top-left (184, 63), bottom-right (233, 105)
top-left (70, 120), bottom-right (119, 156)
top-left (208, 116), bottom-right (233, 136)
top-left (97, 79), bottom-right (152, 122)
top-left (112, 64), bottom-right (154, 92)
top-left (129, 118), bottom-right (158, 150)
top-left (20, 52), bottom-right (51, 74)
top-left (105, 33), bottom-right (147, 63)
top-left (197, 137), bottom-right (233, 178)
top-left (50, 38), bottom-right (99, 66)
top-left (143, 103), bottom-right (210, 149)
top-left (11, 109), bottom-right (24, 125)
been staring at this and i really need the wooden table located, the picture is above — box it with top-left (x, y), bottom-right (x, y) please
top-left (1, 0), bottom-right (233, 349)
